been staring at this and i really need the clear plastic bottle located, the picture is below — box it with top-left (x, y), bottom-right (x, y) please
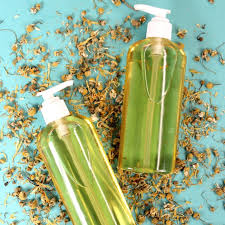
top-left (118, 5), bottom-right (186, 174)
top-left (37, 81), bottom-right (136, 225)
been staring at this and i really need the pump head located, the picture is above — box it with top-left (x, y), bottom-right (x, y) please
top-left (134, 4), bottom-right (172, 40)
top-left (37, 80), bottom-right (73, 125)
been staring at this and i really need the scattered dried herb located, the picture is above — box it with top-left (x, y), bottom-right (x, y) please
top-left (177, 29), bottom-right (188, 39)
top-left (197, 32), bottom-right (206, 41)
top-left (194, 56), bottom-right (200, 62)
top-left (189, 69), bottom-right (203, 75)
top-left (112, 0), bottom-right (121, 7)
top-left (30, 3), bottom-right (41, 14)
top-left (0, 1), bottom-right (224, 225)
top-left (98, 8), bottom-right (105, 15)
top-left (0, 152), bottom-right (7, 164)
top-left (205, 82), bottom-right (220, 89)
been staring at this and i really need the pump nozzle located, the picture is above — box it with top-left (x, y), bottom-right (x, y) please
top-left (37, 80), bottom-right (73, 125)
top-left (37, 80), bottom-right (73, 101)
top-left (134, 4), bottom-right (170, 18)
top-left (134, 4), bottom-right (172, 40)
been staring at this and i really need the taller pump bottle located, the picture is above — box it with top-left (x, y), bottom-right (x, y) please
top-left (37, 81), bottom-right (136, 225)
top-left (118, 4), bottom-right (186, 173)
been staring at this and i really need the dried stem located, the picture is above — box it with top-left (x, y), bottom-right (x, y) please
top-left (122, 0), bottom-right (135, 10)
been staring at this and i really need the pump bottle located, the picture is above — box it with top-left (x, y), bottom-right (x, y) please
top-left (118, 4), bottom-right (186, 174)
top-left (37, 81), bottom-right (136, 225)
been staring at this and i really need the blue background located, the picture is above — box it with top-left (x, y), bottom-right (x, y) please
top-left (0, 0), bottom-right (224, 224)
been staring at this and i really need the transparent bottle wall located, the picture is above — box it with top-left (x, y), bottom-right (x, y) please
top-left (119, 37), bottom-right (186, 173)
top-left (39, 116), bottom-right (136, 225)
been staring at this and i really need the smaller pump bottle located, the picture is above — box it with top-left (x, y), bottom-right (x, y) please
top-left (37, 81), bottom-right (136, 225)
top-left (118, 4), bottom-right (186, 174)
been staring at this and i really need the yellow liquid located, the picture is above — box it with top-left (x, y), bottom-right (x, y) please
top-left (119, 37), bottom-right (186, 173)
top-left (38, 115), bottom-right (136, 225)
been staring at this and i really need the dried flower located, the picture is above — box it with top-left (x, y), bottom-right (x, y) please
top-left (18, 191), bottom-right (27, 201)
top-left (112, 0), bottom-right (121, 6)
top-left (177, 29), bottom-right (187, 39)
top-left (194, 56), bottom-right (200, 62)
top-left (1, 2), bottom-right (222, 225)
top-left (197, 32), bottom-right (206, 41)
top-left (30, 4), bottom-right (41, 14)
top-left (26, 24), bottom-right (35, 33)
top-left (205, 82), bottom-right (220, 89)
top-left (98, 8), bottom-right (104, 15)
top-left (28, 107), bottom-right (37, 116)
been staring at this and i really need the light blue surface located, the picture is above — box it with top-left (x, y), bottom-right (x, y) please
top-left (0, 0), bottom-right (224, 224)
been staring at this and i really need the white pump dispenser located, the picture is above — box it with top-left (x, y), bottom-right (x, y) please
top-left (134, 4), bottom-right (172, 40)
top-left (37, 80), bottom-right (73, 125)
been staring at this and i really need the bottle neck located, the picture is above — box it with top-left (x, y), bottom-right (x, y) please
top-left (41, 99), bottom-right (70, 125)
top-left (146, 18), bottom-right (172, 40)
top-left (55, 118), bottom-right (70, 138)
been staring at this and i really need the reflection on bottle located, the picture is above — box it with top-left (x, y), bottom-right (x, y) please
top-left (37, 81), bottom-right (136, 225)
top-left (118, 4), bottom-right (186, 174)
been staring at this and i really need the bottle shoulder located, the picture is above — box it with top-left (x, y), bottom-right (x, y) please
top-left (64, 115), bottom-right (94, 128)
top-left (128, 37), bottom-right (186, 57)
top-left (40, 115), bottom-right (93, 138)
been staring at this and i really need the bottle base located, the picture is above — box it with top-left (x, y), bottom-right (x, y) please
top-left (119, 166), bottom-right (174, 174)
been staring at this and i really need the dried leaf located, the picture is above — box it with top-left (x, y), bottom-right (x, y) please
top-left (12, 140), bottom-right (23, 164)
top-left (9, 214), bottom-right (16, 219)
top-left (0, 152), bottom-right (7, 164)
top-left (51, 61), bottom-right (60, 67)
top-left (4, 194), bottom-right (9, 207)
top-left (205, 148), bottom-right (211, 165)
top-left (0, 127), bottom-right (3, 140)
top-left (189, 69), bottom-right (203, 74)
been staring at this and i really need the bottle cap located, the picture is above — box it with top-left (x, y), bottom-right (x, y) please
top-left (134, 4), bottom-right (172, 40)
top-left (37, 80), bottom-right (73, 125)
